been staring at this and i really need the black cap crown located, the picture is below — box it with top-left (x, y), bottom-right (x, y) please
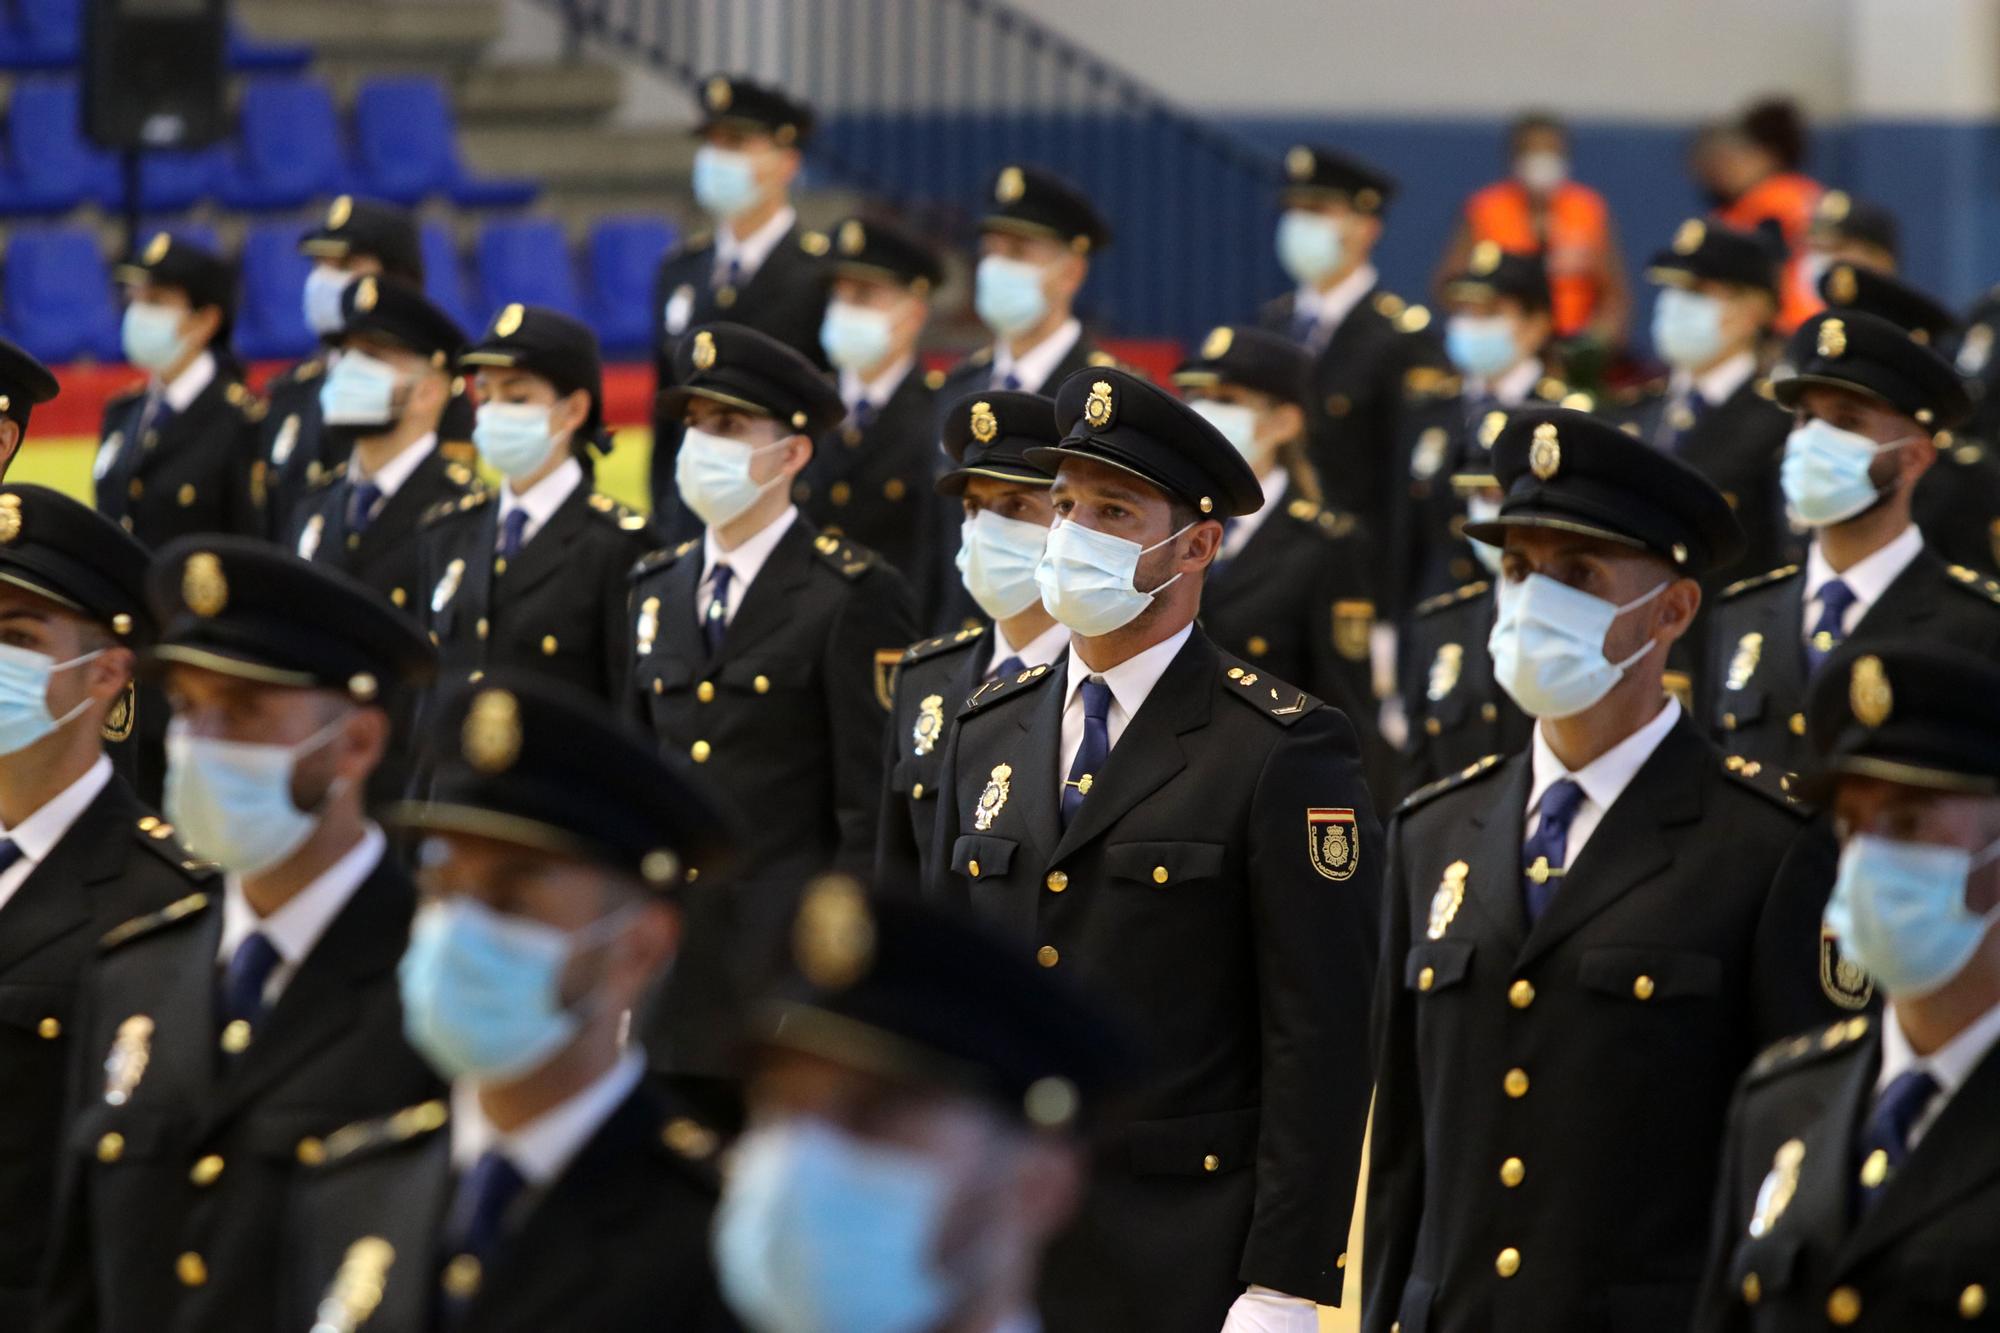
top-left (1172, 325), bottom-right (1311, 406)
top-left (659, 322), bottom-right (844, 437)
top-left (1774, 308), bottom-right (1971, 429)
top-left (338, 275), bottom-right (466, 367)
top-left (1816, 264), bottom-right (1958, 346)
top-left (462, 303), bottom-right (605, 436)
top-left (695, 73), bottom-right (814, 146)
top-left (0, 484), bottom-right (152, 643)
top-left (1446, 241), bottom-right (1553, 313)
top-left (826, 216), bottom-right (945, 293)
top-left (1281, 144), bottom-right (1397, 215)
top-left (982, 164), bottom-right (1111, 254)
top-left (1645, 218), bottom-right (1779, 295)
top-left (937, 390), bottom-right (1060, 497)
top-left (1809, 191), bottom-right (1899, 259)
top-left (298, 195), bottom-right (424, 284)
top-left (1806, 640), bottom-right (2000, 796)
top-left (1028, 368), bottom-right (1262, 518)
top-left (0, 336), bottom-right (58, 431)
top-left (116, 232), bottom-right (236, 332)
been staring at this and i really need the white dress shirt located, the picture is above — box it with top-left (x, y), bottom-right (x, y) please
top-left (353, 430), bottom-right (437, 504)
top-left (1058, 623), bottom-right (1192, 784)
top-left (1218, 467), bottom-right (1291, 562)
top-left (1668, 350), bottom-right (1757, 415)
top-left (1877, 999), bottom-right (2000, 1151)
top-left (0, 755), bottom-right (112, 914)
top-left (714, 204), bottom-right (798, 287)
top-left (1525, 699), bottom-right (1681, 862)
top-left (1292, 262), bottom-right (1378, 349)
top-left (989, 317), bottom-right (1082, 394)
top-left (986, 620), bottom-right (1069, 678)
top-left (160, 349), bottom-right (218, 414)
top-left (216, 824), bottom-right (386, 1007)
top-left (1469, 356), bottom-right (1545, 408)
top-left (450, 1050), bottom-right (645, 1186)
top-left (839, 358), bottom-right (915, 418)
top-left (700, 505), bottom-right (798, 628)
top-left (1801, 524), bottom-right (1924, 641)
top-left (498, 456), bottom-right (583, 549)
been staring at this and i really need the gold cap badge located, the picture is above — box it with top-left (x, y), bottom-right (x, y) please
top-left (354, 276), bottom-right (378, 312)
top-left (1470, 240), bottom-right (1502, 275)
top-left (838, 219), bottom-right (865, 255)
top-left (494, 303), bottom-right (524, 338)
top-left (1850, 654), bottom-right (1891, 727)
top-left (1083, 380), bottom-right (1116, 431)
top-left (1828, 264), bottom-right (1858, 306)
top-left (143, 231), bottom-right (170, 265)
top-left (969, 400), bottom-right (999, 445)
top-left (1818, 317), bottom-right (1847, 359)
top-left (1672, 218), bottom-right (1706, 255)
top-left (1818, 189), bottom-right (1851, 222)
top-left (1529, 421), bottom-right (1561, 480)
top-left (996, 165), bottom-right (1025, 203)
top-left (691, 329), bottom-right (717, 371)
top-left (1479, 410), bottom-right (1507, 448)
top-left (1201, 326), bottom-right (1233, 360)
top-left (463, 689), bottom-right (522, 773)
top-left (1286, 145), bottom-right (1314, 182)
top-left (182, 553), bottom-right (227, 617)
top-left (327, 194), bottom-right (353, 229)
top-left (705, 76), bottom-right (731, 111)
top-left (794, 875), bottom-right (874, 990)
top-left (0, 493), bottom-right (21, 544)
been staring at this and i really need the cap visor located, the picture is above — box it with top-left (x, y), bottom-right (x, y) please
top-left (299, 238), bottom-right (350, 259)
top-left (384, 801), bottom-right (606, 861)
top-left (1797, 755), bottom-right (2000, 802)
top-left (980, 216), bottom-right (1073, 247)
top-left (458, 351), bottom-right (521, 369)
top-left (0, 569), bottom-right (87, 616)
top-left (752, 1001), bottom-right (994, 1100)
top-left (1769, 373), bottom-right (1895, 411)
top-left (934, 465), bottom-right (1054, 497)
top-left (657, 385), bottom-right (775, 421)
top-left (145, 644), bottom-right (319, 689)
top-left (1461, 513), bottom-right (1649, 552)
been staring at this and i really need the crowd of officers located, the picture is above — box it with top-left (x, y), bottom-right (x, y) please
top-left (0, 66), bottom-right (1987, 1333)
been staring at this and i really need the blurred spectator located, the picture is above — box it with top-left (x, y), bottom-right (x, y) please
top-left (1706, 96), bottom-right (1825, 331)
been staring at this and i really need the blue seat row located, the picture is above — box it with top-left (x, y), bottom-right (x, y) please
top-left (0, 0), bottom-right (312, 71)
top-left (0, 75), bottom-right (538, 215)
top-left (0, 215), bottom-right (678, 364)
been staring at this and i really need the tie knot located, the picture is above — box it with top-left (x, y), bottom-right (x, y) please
top-left (1080, 676), bottom-right (1112, 722)
top-left (232, 930), bottom-right (281, 980)
top-left (710, 563), bottom-right (734, 597)
top-left (1818, 578), bottom-right (1857, 615)
top-left (1875, 1068), bottom-right (1940, 1141)
top-left (990, 655), bottom-right (1025, 683)
top-left (1538, 778), bottom-right (1586, 830)
top-left (0, 838), bottom-right (22, 875)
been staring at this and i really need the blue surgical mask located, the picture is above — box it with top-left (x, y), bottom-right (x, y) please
top-left (0, 643), bottom-right (101, 756)
top-left (121, 301), bottom-right (188, 372)
top-left (1445, 314), bottom-right (1520, 381)
top-left (956, 509), bottom-right (1050, 620)
top-left (1650, 287), bottom-right (1726, 370)
top-left (693, 145), bottom-right (761, 221)
top-left (398, 897), bottom-right (630, 1081)
top-left (474, 402), bottom-right (560, 481)
top-left (302, 266), bottom-right (350, 339)
top-left (974, 255), bottom-right (1049, 339)
top-left (1036, 518), bottom-right (1193, 638)
top-left (819, 300), bottom-right (895, 373)
top-left (1191, 400), bottom-right (1260, 463)
top-left (1276, 209), bottom-right (1344, 287)
top-left (1781, 419), bottom-right (1910, 528)
top-left (319, 350), bottom-right (403, 430)
top-left (1464, 494), bottom-right (1504, 577)
top-left (1487, 572), bottom-right (1666, 719)
top-left (162, 716), bottom-right (347, 876)
top-left (715, 1117), bottom-right (957, 1333)
top-left (675, 426), bottom-right (788, 528)
top-left (1825, 833), bottom-right (2000, 998)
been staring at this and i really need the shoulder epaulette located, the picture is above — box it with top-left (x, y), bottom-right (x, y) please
top-left (1220, 661), bottom-right (1319, 726)
top-left (922, 368), bottom-right (947, 391)
top-left (419, 488), bottom-right (492, 527)
top-left (1085, 349), bottom-right (1119, 369)
top-left (99, 885), bottom-right (212, 952)
top-left (1747, 1015), bottom-right (1874, 1083)
top-left (1943, 563), bottom-right (2000, 606)
top-left (129, 813), bottom-right (220, 875)
top-left (900, 623), bottom-right (985, 665)
top-left (1947, 439), bottom-right (1986, 466)
top-left (584, 491), bottom-right (653, 534)
top-left (1372, 290), bottom-right (1406, 320)
top-left (292, 358), bottom-right (325, 383)
top-left (1722, 564), bottom-right (1801, 600)
top-left (671, 229), bottom-right (714, 258)
top-left (1398, 753), bottom-right (1505, 814)
top-left (659, 1113), bottom-right (723, 1166)
top-left (1283, 497), bottom-right (1358, 539)
top-left (798, 229), bottom-right (830, 257)
top-left (1415, 580), bottom-right (1491, 618)
top-left (808, 531), bottom-right (877, 580)
top-left (968, 347), bottom-right (993, 368)
top-left (104, 385), bottom-right (145, 412)
top-left (223, 381), bottom-right (269, 422)
top-left (960, 660), bottom-right (1057, 715)
top-left (1720, 755), bottom-right (1808, 817)
top-left (318, 1099), bottom-right (449, 1168)
top-left (630, 538), bottom-right (699, 582)
top-left (1610, 379), bottom-right (1666, 409)
top-left (305, 461), bottom-right (348, 492)
top-left (1403, 365), bottom-right (1460, 399)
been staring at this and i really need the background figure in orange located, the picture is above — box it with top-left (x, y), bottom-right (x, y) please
top-left (1706, 96), bottom-right (1824, 331)
top-left (1435, 111), bottom-right (1630, 378)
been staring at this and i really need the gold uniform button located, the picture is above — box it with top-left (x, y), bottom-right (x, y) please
top-left (1499, 1156), bottom-right (1524, 1188)
top-left (1741, 1273), bottom-right (1761, 1305)
top-left (910, 783), bottom-right (924, 800)
top-left (1508, 979), bottom-right (1535, 1009)
top-left (37, 1016), bottom-right (59, 1039)
top-left (128, 479), bottom-right (144, 499)
top-left (1152, 865), bottom-right (1169, 884)
top-left (1425, 717), bottom-right (1443, 736)
top-left (1481, 702), bottom-right (1499, 722)
top-left (1633, 975), bottom-right (1656, 1000)
top-left (390, 586), bottom-right (407, 608)
top-left (1202, 1154), bottom-right (1220, 1172)
top-left (1045, 870), bottom-right (1068, 893)
top-left (1827, 1286), bottom-right (1861, 1325)
top-left (968, 860), bottom-right (981, 878)
top-left (1246, 635), bottom-right (1268, 657)
top-left (1036, 945), bottom-right (1059, 968)
top-left (1961, 1284), bottom-right (1987, 1319)
top-left (176, 1251), bottom-right (208, 1287)
top-left (1789, 712), bottom-right (1807, 736)
top-left (1859, 1148), bottom-right (1888, 1188)
top-left (541, 634), bottom-right (558, 655)
top-left (220, 1019), bottom-right (252, 1054)
top-left (189, 1155), bottom-right (224, 1186)
top-left (493, 557), bottom-right (508, 575)
top-left (1336, 1253), bottom-right (1347, 1269)
top-left (97, 1132), bottom-right (125, 1163)
top-left (296, 1137), bottom-right (326, 1166)
top-left (754, 675), bottom-right (771, 694)
top-left (177, 484), bottom-right (196, 506)
top-left (696, 681), bottom-right (716, 703)
top-left (442, 1254), bottom-right (482, 1298)
top-left (690, 740), bottom-right (711, 763)
top-left (1504, 1067), bottom-right (1530, 1098)
top-left (1495, 1247), bottom-right (1521, 1279)
top-left (1417, 966), bottom-right (1435, 991)
top-left (475, 616), bottom-right (489, 640)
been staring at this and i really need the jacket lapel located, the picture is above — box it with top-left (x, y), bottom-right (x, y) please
top-left (498, 483), bottom-right (590, 601)
top-left (357, 451), bottom-right (450, 564)
top-left (1777, 1036), bottom-right (1880, 1261)
top-left (1850, 554), bottom-right (1944, 639)
top-left (1000, 652), bottom-right (1068, 891)
top-left (0, 779), bottom-right (133, 974)
top-left (712, 520), bottom-right (813, 662)
top-left (1456, 755), bottom-right (1532, 948)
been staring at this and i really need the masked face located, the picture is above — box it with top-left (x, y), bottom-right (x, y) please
top-left (162, 715), bottom-right (348, 876)
top-left (1035, 518), bottom-right (1193, 638)
top-left (675, 426), bottom-right (791, 529)
top-left (1825, 832), bottom-right (2000, 998)
top-left (1190, 400), bottom-right (1261, 465)
top-left (302, 266), bottom-right (351, 338)
top-left (0, 643), bottom-right (102, 756)
top-left (692, 144), bottom-right (764, 221)
top-left (819, 300), bottom-right (897, 373)
top-left (1650, 287), bottom-right (1728, 371)
top-left (1487, 571), bottom-right (1668, 719)
top-left (956, 509), bottom-right (1050, 621)
top-left (974, 256), bottom-right (1051, 339)
top-left (1781, 419), bottom-right (1913, 528)
top-left (319, 349), bottom-right (407, 431)
top-left (1515, 149), bottom-right (1568, 193)
top-left (1276, 209), bottom-right (1345, 287)
top-left (1446, 313), bottom-right (1522, 381)
top-left (121, 301), bottom-right (190, 372)
top-left (473, 402), bottom-right (561, 482)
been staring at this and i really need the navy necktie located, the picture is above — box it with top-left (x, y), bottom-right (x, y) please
top-left (1289, 309), bottom-right (1318, 345)
top-left (703, 564), bottom-right (734, 654)
top-left (348, 480), bottom-right (384, 536)
top-left (1522, 778), bottom-right (1585, 922)
top-left (989, 655), bottom-right (1024, 684)
top-left (997, 371), bottom-right (1023, 392)
top-left (0, 839), bottom-right (23, 877)
top-left (219, 931), bottom-right (281, 1039)
top-left (439, 1151), bottom-right (527, 1325)
top-left (498, 508), bottom-right (529, 559)
top-left (850, 399), bottom-right (876, 433)
top-left (1062, 678), bottom-right (1112, 828)
top-left (716, 257), bottom-right (742, 292)
top-left (1854, 1069), bottom-right (1939, 1214)
top-left (1807, 579), bottom-right (1858, 672)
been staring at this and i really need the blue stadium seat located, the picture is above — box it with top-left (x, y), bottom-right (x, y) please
top-left (130, 146), bottom-right (230, 214)
top-left (236, 222), bottom-right (315, 362)
top-left (475, 218), bottom-right (582, 326)
top-left (227, 23), bottom-right (314, 73)
top-left (586, 217), bottom-right (676, 357)
top-left (220, 77), bottom-right (351, 211)
top-left (351, 77), bottom-right (537, 208)
top-left (420, 223), bottom-right (479, 335)
top-left (2, 227), bottom-right (118, 362)
top-left (137, 222), bottom-right (222, 255)
top-left (0, 0), bottom-right (82, 70)
top-left (0, 78), bottom-right (120, 212)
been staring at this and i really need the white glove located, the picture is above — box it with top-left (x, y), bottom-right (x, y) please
top-left (1220, 1286), bottom-right (1321, 1333)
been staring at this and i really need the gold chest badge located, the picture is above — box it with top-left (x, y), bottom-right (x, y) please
top-left (1726, 631), bottom-right (1764, 691)
top-left (974, 763), bottom-right (1012, 831)
top-left (1819, 929), bottom-right (1875, 1011)
top-left (911, 694), bottom-right (944, 757)
top-left (1749, 1138), bottom-right (1806, 1237)
top-left (1307, 808), bottom-right (1359, 881)
top-left (430, 557), bottom-right (465, 614)
top-left (635, 595), bottom-right (661, 655)
top-left (1427, 860), bottom-right (1469, 939)
top-left (1427, 643), bottom-right (1464, 702)
top-left (297, 512), bottom-right (325, 562)
top-left (103, 1014), bottom-right (154, 1105)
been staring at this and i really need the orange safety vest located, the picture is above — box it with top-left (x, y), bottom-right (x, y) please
top-left (1717, 171), bottom-right (1824, 333)
top-left (1465, 180), bottom-right (1610, 338)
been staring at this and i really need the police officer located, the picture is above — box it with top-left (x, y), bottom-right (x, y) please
top-left (264, 195), bottom-right (429, 536)
top-left (0, 336), bottom-right (60, 481)
top-left (1172, 324), bottom-right (1387, 787)
top-left (932, 164), bottom-right (1115, 403)
top-left (1804, 190), bottom-right (1899, 279)
top-left (284, 674), bottom-right (738, 1332)
top-left (1694, 640), bottom-right (2000, 1331)
top-left (0, 486), bottom-right (198, 1327)
top-left (417, 303), bottom-right (655, 705)
top-left (1703, 308), bottom-right (2000, 781)
top-left (628, 322), bottom-right (916, 1118)
top-left (650, 74), bottom-right (830, 520)
top-left (1261, 143), bottom-right (1442, 601)
top-left (1617, 218), bottom-right (1795, 591)
top-left (927, 368), bottom-right (1380, 1332)
top-left (38, 538), bottom-right (440, 1333)
top-left (1365, 408), bottom-right (1845, 1333)
top-left (716, 877), bottom-right (1134, 1333)
top-left (876, 391), bottom-right (1064, 893)
top-left (797, 216), bottom-right (951, 613)
top-left (96, 232), bottom-right (264, 544)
